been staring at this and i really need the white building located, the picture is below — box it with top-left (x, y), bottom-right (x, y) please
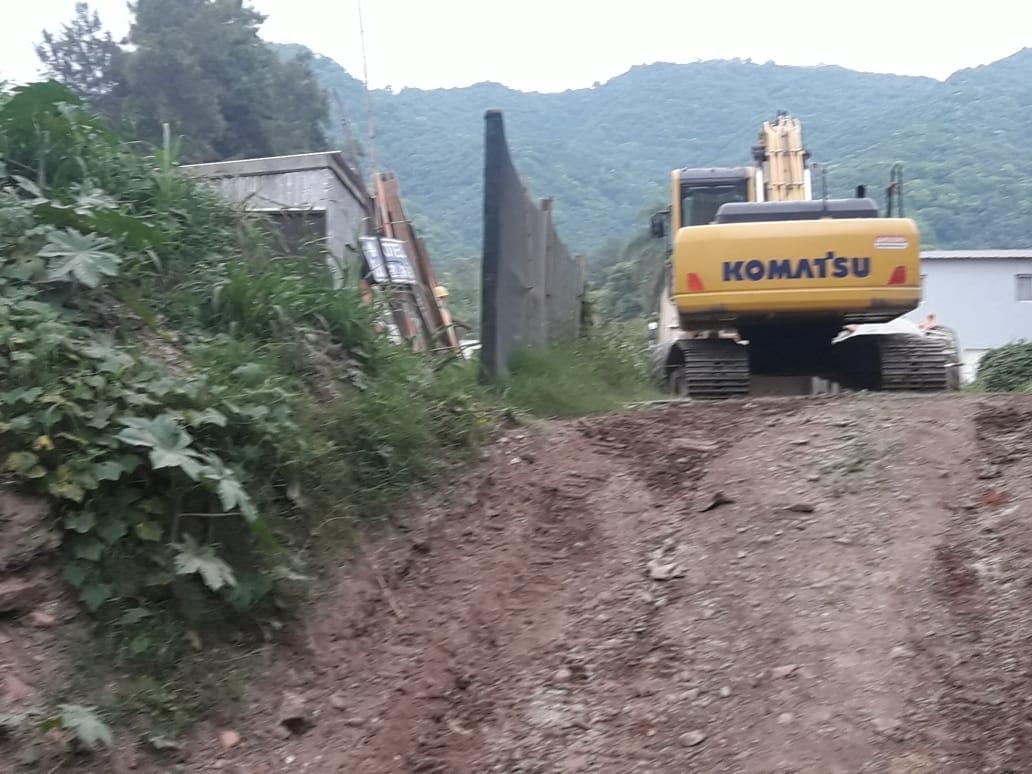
top-left (908, 250), bottom-right (1032, 382)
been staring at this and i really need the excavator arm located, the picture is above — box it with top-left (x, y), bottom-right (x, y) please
top-left (752, 111), bottom-right (811, 203)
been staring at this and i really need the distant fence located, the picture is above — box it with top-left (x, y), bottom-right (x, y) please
top-left (479, 110), bottom-right (586, 382)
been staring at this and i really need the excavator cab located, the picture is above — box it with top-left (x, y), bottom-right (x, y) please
top-left (650, 167), bottom-right (754, 269)
top-left (651, 167), bottom-right (754, 239)
top-left (677, 168), bottom-right (753, 227)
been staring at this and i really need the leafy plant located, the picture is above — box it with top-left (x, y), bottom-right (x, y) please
top-left (116, 415), bottom-right (205, 479)
top-left (173, 535), bottom-right (236, 591)
top-left (47, 704), bottom-right (114, 751)
top-left (40, 227), bottom-right (121, 287)
top-left (2, 704), bottom-right (113, 752)
top-left (0, 80), bottom-right (490, 741)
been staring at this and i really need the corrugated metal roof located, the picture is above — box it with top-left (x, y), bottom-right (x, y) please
top-left (921, 249), bottom-right (1032, 260)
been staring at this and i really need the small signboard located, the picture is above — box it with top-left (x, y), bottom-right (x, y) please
top-left (359, 236), bottom-right (416, 285)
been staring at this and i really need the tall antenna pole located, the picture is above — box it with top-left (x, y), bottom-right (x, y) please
top-left (357, 0), bottom-right (378, 174)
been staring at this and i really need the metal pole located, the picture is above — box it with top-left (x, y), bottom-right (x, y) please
top-left (357, 0), bottom-right (378, 174)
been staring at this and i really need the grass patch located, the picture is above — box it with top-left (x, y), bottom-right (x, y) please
top-left (58, 619), bottom-right (257, 741)
top-left (502, 329), bottom-right (660, 417)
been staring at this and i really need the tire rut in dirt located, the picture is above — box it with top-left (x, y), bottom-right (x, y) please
top-left (917, 399), bottom-right (1032, 772)
top-left (578, 400), bottom-right (797, 494)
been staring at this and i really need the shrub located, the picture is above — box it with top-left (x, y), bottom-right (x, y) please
top-left (977, 341), bottom-right (1032, 392)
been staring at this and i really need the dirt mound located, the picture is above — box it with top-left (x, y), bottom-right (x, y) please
top-left (0, 487), bottom-right (77, 749)
top-left (0, 488), bottom-right (58, 574)
top-left (44, 393), bottom-right (1032, 773)
top-left (579, 398), bottom-right (797, 493)
top-left (906, 398), bottom-right (1032, 772)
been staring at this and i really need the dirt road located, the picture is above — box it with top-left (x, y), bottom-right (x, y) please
top-left (165, 394), bottom-right (1032, 773)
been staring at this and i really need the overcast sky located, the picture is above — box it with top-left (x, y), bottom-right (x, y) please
top-left (2, 0), bottom-right (1031, 92)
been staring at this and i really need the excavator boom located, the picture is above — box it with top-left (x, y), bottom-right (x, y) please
top-left (753, 113), bottom-right (811, 202)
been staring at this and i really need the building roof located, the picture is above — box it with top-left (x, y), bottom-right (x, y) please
top-left (180, 151), bottom-right (369, 202)
top-left (921, 249), bottom-right (1032, 260)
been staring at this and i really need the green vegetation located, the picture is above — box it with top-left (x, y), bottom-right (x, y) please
top-left (38, 1), bottom-right (328, 161)
top-left (502, 327), bottom-right (660, 417)
top-left (591, 228), bottom-right (667, 322)
top-left (977, 341), bottom-right (1032, 392)
top-left (290, 45), bottom-right (1032, 266)
top-left (0, 81), bottom-right (488, 740)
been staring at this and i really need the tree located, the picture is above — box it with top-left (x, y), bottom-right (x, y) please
top-left (35, 3), bottom-right (123, 108)
top-left (266, 49), bottom-right (331, 159)
top-left (120, 0), bottom-right (328, 161)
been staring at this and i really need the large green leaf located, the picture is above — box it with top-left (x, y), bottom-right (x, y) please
top-left (183, 407), bottom-right (228, 428)
top-left (80, 582), bottom-right (112, 612)
top-left (224, 571), bottom-right (274, 612)
top-left (64, 510), bottom-right (96, 534)
top-left (39, 228), bottom-right (121, 288)
top-left (73, 537), bottom-right (104, 561)
top-left (57, 704), bottom-right (113, 750)
top-left (89, 209), bottom-right (162, 249)
top-left (215, 476), bottom-right (257, 521)
top-left (0, 81), bottom-right (82, 128)
top-left (68, 184), bottom-right (118, 216)
top-left (0, 387), bottom-right (43, 404)
top-left (115, 415), bottom-right (204, 479)
top-left (92, 459), bottom-right (126, 482)
top-left (96, 517), bottom-right (129, 545)
top-left (173, 536), bottom-right (236, 591)
top-left (63, 562), bottom-right (93, 588)
top-left (202, 455), bottom-right (257, 522)
top-left (48, 468), bottom-right (86, 501)
top-left (81, 341), bottom-right (134, 373)
top-left (5, 451), bottom-right (39, 473)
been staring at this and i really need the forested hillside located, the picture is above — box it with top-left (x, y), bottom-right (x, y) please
top-left (290, 45), bottom-right (1032, 264)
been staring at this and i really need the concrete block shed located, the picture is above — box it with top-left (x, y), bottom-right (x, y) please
top-left (180, 152), bottom-right (373, 276)
top-left (907, 250), bottom-right (1032, 381)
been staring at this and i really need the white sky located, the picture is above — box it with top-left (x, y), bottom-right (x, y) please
top-left (2, 0), bottom-right (1031, 92)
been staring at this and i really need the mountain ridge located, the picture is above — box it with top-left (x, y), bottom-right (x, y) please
top-left (277, 45), bottom-right (1032, 263)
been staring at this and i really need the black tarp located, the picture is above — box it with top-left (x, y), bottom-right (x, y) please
top-left (480, 110), bottom-right (585, 382)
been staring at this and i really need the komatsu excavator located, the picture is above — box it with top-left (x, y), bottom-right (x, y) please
top-left (649, 112), bottom-right (957, 397)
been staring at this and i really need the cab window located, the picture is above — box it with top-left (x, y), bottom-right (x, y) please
top-left (681, 182), bottom-right (749, 226)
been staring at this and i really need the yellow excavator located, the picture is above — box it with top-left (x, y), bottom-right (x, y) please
top-left (649, 112), bottom-right (956, 397)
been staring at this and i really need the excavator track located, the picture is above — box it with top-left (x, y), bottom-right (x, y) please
top-left (877, 335), bottom-right (950, 391)
top-left (674, 338), bottom-right (750, 399)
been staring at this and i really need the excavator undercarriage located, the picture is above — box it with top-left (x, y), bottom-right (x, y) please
top-left (663, 326), bottom-right (956, 399)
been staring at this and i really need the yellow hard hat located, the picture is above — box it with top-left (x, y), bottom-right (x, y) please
top-left (433, 285), bottom-right (449, 299)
